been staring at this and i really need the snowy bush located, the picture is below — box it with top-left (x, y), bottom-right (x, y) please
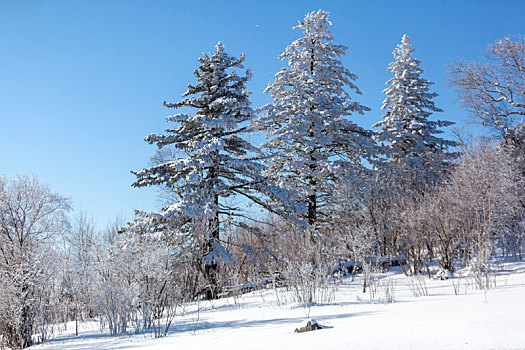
top-left (0, 175), bottom-right (70, 349)
top-left (407, 275), bottom-right (429, 297)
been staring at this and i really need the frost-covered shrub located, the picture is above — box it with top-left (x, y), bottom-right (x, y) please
top-left (0, 175), bottom-right (70, 349)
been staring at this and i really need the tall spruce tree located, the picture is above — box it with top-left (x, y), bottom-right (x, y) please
top-left (133, 42), bottom-right (292, 299)
top-left (255, 10), bottom-right (373, 233)
top-left (373, 34), bottom-right (457, 174)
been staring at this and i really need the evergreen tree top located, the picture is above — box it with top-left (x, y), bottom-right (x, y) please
top-left (267, 9), bottom-right (363, 105)
top-left (395, 34), bottom-right (415, 61)
top-left (373, 34), bottom-right (457, 166)
top-left (381, 33), bottom-right (441, 114)
top-left (286, 10), bottom-right (342, 63)
top-left (163, 42), bottom-right (253, 131)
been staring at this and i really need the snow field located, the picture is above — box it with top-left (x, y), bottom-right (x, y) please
top-left (32, 261), bottom-right (525, 350)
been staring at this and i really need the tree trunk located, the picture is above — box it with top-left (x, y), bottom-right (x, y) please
top-left (20, 285), bottom-right (33, 349)
top-left (204, 161), bottom-right (220, 300)
top-left (307, 193), bottom-right (317, 227)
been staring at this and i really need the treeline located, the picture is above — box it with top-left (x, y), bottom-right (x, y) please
top-left (1, 10), bottom-right (524, 349)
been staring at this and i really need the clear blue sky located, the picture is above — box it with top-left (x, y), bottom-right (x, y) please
top-left (1, 0), bottom-right (523, 228)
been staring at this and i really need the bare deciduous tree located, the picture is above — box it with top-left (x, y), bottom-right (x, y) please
top-left (0, 175), bottom-right (70, 349)
top-left (449, 36), bottom-right (525, 136)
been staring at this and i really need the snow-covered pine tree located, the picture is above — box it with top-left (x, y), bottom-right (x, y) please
top-left (255, 10), bottom-right (373, 233)
top-left (133, 42), bottom-right (293, 299)
top-left (373, 34), bottom-right (457, 177)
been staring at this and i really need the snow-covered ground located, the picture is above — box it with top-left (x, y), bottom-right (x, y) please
top-left (31, 261), bottom-right (525, 350)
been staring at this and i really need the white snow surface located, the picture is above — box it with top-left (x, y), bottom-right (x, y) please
top-left (31, 261), bottom-right (525, 350)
